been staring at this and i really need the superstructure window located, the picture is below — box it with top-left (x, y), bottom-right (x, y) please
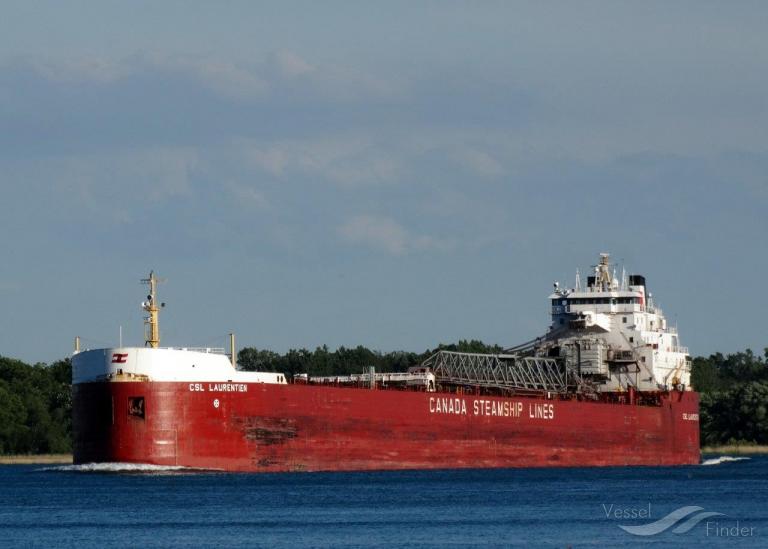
top-left (128, 397), bottom-right (145, 419)
top-left (622, 317), bottom-right (627, 323)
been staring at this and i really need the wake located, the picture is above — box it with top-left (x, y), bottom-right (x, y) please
top-left (701, 456), bottom-right (751, 466)
top-left (36, 462), bottom-right (219, 474)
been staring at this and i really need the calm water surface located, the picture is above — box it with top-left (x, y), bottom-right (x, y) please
top-left (1, 456), bottom-right (766, 548)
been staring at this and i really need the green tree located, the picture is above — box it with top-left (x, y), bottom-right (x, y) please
top-left (237, 348), bottom-right (281, 372)
top-left (691, 356), bottom-right (722, 393)
top-left (0, 381), bottom-right (28, 453)
top-left (699, 381), bottom-right (768, 445)
top-left (0, 356), bottom-right (72, 455)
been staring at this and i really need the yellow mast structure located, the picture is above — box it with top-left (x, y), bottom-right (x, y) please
top-left (141, 271), bottom-right (165, 348)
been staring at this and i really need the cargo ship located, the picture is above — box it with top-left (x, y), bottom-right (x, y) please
top-left (72, 254), bottom-right (700, 471)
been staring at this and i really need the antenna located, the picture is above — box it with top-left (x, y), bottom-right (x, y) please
top-left (141, 271), bottom-right (167, 348)
top-left (620, 262), bottom-right (627, 291)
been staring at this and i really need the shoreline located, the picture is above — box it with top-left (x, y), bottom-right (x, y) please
top-left (701, 445), bottom-right (768, 455)
top-left (0, 454), bottom-right (73, 464)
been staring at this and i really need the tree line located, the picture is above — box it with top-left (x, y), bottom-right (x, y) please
top-left (691, 349), bottom-right (768, 445)
top-left (0, 343), bottom-right (766, 454)
top-left (235, 340), bottom-right (503, 380)
top-left (0, 356), bottom-right (71, 454)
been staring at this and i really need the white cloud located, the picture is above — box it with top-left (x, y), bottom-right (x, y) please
top-left (241, 137), bottom-right (403, 186)
top-left (14, 51), bottom-right (401, 105)
top-left (190, 59), bottom-right (268, 99)
top-left (338, 214), bottom-right (448, 255)
top-left (141, 147), bottom-right (198, 201)
top-left (8, 146), bottom-right (199, 225)
top-left (313, 65), bottom-right (405, 101)
top-left (273, 50), bottom-right (315, 77)
top-left (225, 181), bottom-right (270, 210)
top-left (247, 147), bottom-right (289, 176)
top-left (454, 148), bottom-right (505, 178)
top-left (17, 53), bottom-right (270, 101)
top-left (323, 151), bottom-right (400, 186)
top-left (338, 215), bottom-right (408, 254)
top-left (30, 57), bottom-right (133, 84)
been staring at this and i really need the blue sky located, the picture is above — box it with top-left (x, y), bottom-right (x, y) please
top-left (1, 1), bottom-right (766, 364)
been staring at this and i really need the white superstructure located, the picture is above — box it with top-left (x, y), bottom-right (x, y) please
top-left (72, 347), bottom-right (287, 385)
top-left (72, 270), bottom-right (287, 386)
top-left (542, 253), bottom-right (691, 392)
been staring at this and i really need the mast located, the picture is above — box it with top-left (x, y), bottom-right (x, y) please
top-left (594, 252), bottom-right (612, 290)
top-left (141, 271), bottom-right (165, 348)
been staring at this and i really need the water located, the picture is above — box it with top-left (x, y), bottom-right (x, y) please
top-left (1, 457), bottom-right (767, 548)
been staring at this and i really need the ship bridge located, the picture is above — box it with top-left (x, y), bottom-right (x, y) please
top-left (541, 253), bottom-right (691, 393)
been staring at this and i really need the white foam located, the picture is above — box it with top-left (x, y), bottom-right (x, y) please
top-left (37, 462), bottom-right (217, 473)
top-left (701, 456), bottom-right (751, 466)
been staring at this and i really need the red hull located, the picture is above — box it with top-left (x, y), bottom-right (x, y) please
top-left (73, 382), bottom-right (700, 471)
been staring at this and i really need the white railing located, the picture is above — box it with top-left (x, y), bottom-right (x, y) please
top-left (166, 347), bottom-right (227, 354)
top-left (307, 371), bottom-right (435, 384)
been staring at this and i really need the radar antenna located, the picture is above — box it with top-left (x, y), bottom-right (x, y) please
top-left (592, 253), bottom-right (612, 290)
